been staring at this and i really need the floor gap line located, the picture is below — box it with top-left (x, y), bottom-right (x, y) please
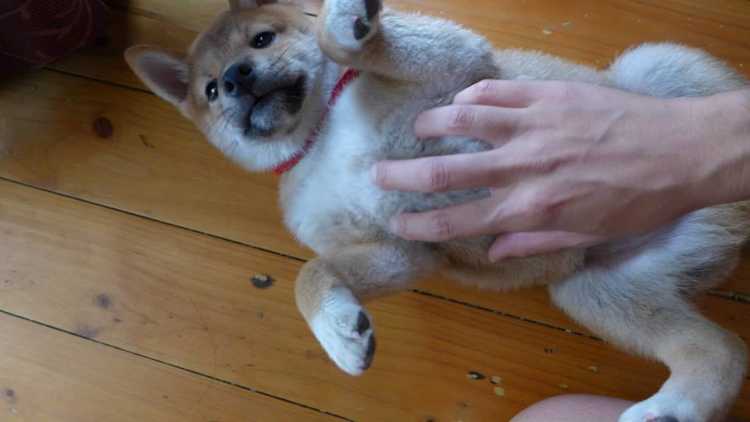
top-left (0, 308), bottom-right (354, 422)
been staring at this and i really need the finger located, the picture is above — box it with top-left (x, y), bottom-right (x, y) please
top-left (373, 151), bottom-right (502, 192)
top-left (390, 199), bottom-right (500, 242)
top-left (453, 79), bottom-right (548, 107)
top-left (414, 105), bottom-right (521, 144)
top-left (489, 231), bottom-right (605, 262)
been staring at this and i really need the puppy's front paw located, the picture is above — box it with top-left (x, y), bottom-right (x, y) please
top-left (323, 0), bottom-right (382, 51)
top-left (311, 288), bottom-right (376, 375)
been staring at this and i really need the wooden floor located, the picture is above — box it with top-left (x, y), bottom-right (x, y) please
top-left (1, 0), bottom-right (750, 421)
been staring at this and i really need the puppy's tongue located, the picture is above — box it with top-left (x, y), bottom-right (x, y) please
top-left (247, 94), bottom-right (280, 137)
top-left (245, 76), bottom-right (306, 137)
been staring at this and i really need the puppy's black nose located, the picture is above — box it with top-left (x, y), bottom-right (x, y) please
top-left (222, 62), bottom-right (254, 97)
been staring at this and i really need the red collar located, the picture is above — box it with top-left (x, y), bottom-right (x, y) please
top-left (272, 69), bottom-right (360, 175)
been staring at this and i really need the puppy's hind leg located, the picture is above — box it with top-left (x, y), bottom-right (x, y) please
top-left (550, 241), bottom-right (747, 422)
top-left (295, 242), bottom-right (439, 375)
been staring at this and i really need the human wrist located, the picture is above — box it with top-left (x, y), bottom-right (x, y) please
top-left (689, 89), bottom-right (750, 208)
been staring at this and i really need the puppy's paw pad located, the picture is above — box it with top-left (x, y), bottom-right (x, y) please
top-left (351, 0), bottom-right (380, 40)
top-left (355, 310), bottom-right (371, 334)
top-left (353, 17), bottom-right (370, 40)
top-left (326, 0), bottom-right (381, 47)
top-left (312, 304), bottom-right (376, 375)
top-left (363, 0), bottom-right (381, 20)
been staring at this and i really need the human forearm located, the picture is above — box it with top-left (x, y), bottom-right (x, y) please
top-left (692, 89), bottom-right (750, 208)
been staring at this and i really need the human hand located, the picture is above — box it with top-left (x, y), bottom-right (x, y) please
top-left (373, 80), bottom-right (722, 261)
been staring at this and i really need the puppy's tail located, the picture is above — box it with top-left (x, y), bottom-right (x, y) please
top-left (608, 42), bottom-right (746, 97)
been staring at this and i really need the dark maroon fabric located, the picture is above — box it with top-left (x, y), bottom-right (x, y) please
top-left (0, 0), bottom-right (109, 77)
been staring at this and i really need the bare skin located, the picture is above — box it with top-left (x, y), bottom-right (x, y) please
top-left (511, 395), bottom-right (634, 422)
top-left (373, 82), bottom-right (750, 261)
top-left (511, 395), bottom-right (744, 422)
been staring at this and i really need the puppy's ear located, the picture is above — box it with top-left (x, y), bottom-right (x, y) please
top-left (229, 0), bottom-right (277, 11)
top-left (125, 46), bottom-right (189, 109)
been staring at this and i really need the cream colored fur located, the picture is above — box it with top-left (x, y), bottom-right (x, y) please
top-left (125, 1), bottom-right (750, 420)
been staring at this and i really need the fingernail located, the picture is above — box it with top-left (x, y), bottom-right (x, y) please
top-left (490, 253), bottom-right (518, 263)
top-left (489, 252), bottom-right (506, 263)
top-left (489, 248), bottom-right (520, 263)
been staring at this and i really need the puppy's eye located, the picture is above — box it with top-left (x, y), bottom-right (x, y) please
top-left (252, 31), bottom-right (276, 49)
top-left (205, 80), bottom-right (219, 102)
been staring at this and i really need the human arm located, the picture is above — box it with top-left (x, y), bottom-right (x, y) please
top-left (373, 81), bottom-right (750, 260)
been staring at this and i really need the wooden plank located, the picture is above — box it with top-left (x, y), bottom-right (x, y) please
top-left (0, 70), bottom-right (293, 258)
top-left (51, 0), bottom-right (749, 90)
top-left (391, 0), bottom-right (750, 72)
top-left (51, 2), bottom-right (317, 88)
top-left (52, 10), bottom-right (198, 89)
top-left (1, 180), bottom-right (750, 421)
top-left (108, 0), bottom-right (322, 31)
top-left (418, 277), bottom-right (750, 340)
top-left (0, 313), bottom-right (339, 422)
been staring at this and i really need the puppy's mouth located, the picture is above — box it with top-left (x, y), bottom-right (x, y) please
top-left (243, 75), bottom-right (307, 137)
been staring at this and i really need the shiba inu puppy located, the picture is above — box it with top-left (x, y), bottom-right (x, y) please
top-left (125, 0), bottom-right (749, 420)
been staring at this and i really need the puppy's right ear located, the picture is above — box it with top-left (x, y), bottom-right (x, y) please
top-left (125, 46), bottom-right (189, 110)
top-left (229, 0), bottom-right (277, 11)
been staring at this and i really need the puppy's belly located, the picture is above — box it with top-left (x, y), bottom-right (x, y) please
top-left (282, 157), bottom-right (388, 255)
top-left (286, 74), bottom-right (585, 273)
top-left (292, 208), bottom-right (387, 255)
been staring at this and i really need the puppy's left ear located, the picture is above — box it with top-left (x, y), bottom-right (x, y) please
top-left (125, 45), bottom-right (189, 111)
top-left (229, 0), bottom-right (277, 11)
